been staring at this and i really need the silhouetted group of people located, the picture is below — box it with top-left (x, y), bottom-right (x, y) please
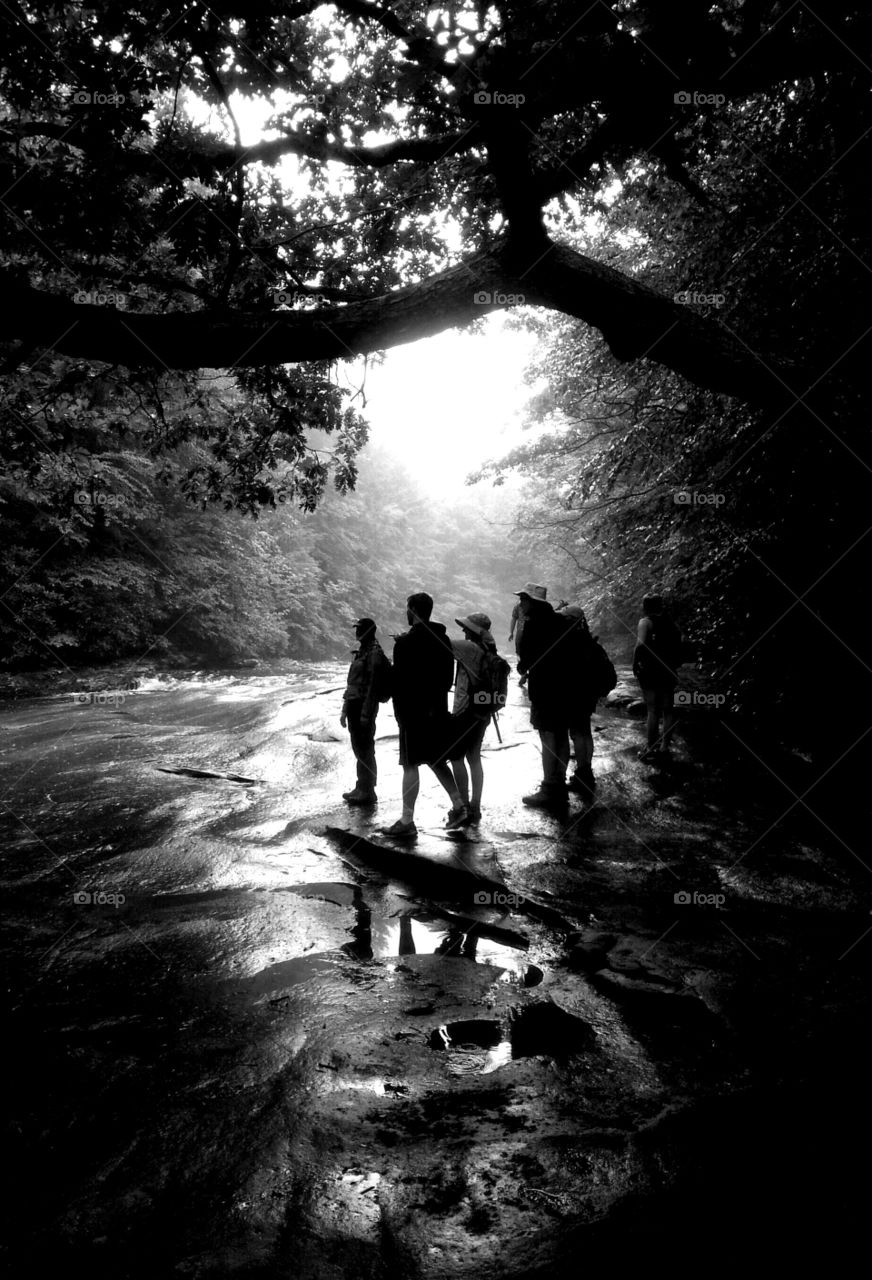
top-left (340, 586), bottom-right (686, 836)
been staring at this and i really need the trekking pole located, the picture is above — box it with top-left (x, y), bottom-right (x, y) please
top-left (491, 710), bottom-right (503, 744)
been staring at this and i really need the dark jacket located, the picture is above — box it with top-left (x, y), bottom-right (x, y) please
top-left (391, 620), bottom-right (454, 727)
top-left (343, 636), bottom-right (390, 721)
top-left (518, 602), bottom-right (597, 717)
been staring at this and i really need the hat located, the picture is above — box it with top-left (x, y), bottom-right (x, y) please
top-left (514, 582), bottom-right (547, 601)
top-left (560, 605), bottom-right (587, 622)
top-left (354, 617), bottom-right (376, 633)
top-left (455, 612), bottom-right (495, 646)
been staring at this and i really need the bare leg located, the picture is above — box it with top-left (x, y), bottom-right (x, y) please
top-left (467, 745), bottom-right (484, 807)
top-left (644, 687), bottom-right (661, 749)
top-left (430, 760), bottom-right (462, 806)
top-left (401, 765), bottom-right (420, 822)
top-left (540, 730), bottom-right (570, 785)
top-left (570, 718), bottom-right (593, 769)
top-left (451, 756), bottom-right (470, 804)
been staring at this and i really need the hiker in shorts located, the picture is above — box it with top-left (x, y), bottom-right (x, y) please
top-left (340, 617), bottom-right (391, 805)
top-left (383, 592), bottom-right (467, 839)
top-left (633, 593), bottom-right (683, 760)
top-left (448, 612), bottom-right (500, 826)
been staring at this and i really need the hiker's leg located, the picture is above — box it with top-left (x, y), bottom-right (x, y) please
top-left (451, 755), bottom-right (470, 805)
top-left (468, 736), bottom-right (485, 808)
top-left (662, 689), bottom-right (677, 748)
top-left (644, 687), bottom-right (660, 749)
top-left (430, 760), bottom-right (462, 806)
top-left (570, 716), bottom-right (593, 769)
top-left (350, 710), bottom-right (377, 791)
top-left (541, 729), bottom-right (569, 784)
top-left (401, 765), bottom-right (420, 822)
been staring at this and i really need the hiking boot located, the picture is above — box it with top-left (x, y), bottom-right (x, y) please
top-left (445, 804), bottom-right (469, 830)
top-left (342, 787), bottom-right (358, 799)
top-left (522, 782), bottom-right (568, 809)
top-left (465, 802), bottom-right (482, 825)
top-left (344, 788), bottom-right (377, 805)
top-left (381, 819), bottom-right (417, 839)
top-left (568, 767), bottom-right (595, 798)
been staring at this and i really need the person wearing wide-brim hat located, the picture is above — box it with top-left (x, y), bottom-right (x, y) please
top-left (445, 612), bottom-right (501, 826)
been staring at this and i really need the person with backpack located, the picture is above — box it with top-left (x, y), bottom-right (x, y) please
top-left (557, 604), bottom-right (618, 799)
top-left (448, 612), bottom-right (510, 826)
top-left (632, 593), bottom-right (684, 761)
top-left (382, 592), bottom-right (468, 838)
top-left (340, 617), bottom-right (392, 805)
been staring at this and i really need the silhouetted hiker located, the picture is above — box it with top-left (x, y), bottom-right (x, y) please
top-left (554, 604), bottom-right (616, 800)
top-left (508, 601), bottom-right (528, 689)
top-left (382, 592), bottom-right (467, 838)
top-left (449, 612), bottom-right (502, 826)
top-left (514, 583), bottom-right (571, 808)
top-left (340, 617), bottom-right (391, 804)
top-left (633, 593), bottom-right (684, 760)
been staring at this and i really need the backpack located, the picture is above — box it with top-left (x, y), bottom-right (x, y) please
top-left (590, 639), bottom-right (618, 697)
top-left (463, 646), bottom-right (511, 719)
top-left (372, 649), bottom-right (393, 703)
top-left (647, 616), bottom-right (685, 677)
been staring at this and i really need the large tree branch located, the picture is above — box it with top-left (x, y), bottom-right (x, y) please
top-left (0, 242), bottom-right (833, 414)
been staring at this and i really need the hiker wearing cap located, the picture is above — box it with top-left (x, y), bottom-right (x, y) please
top-left (515, 584), bottom-right (581, 808)
top-left (383, 592), bottom-right (467, 839)
top-left (340, 617), bottom-right (391, 805)
top-left (448, 612), bottom-right (500, 826)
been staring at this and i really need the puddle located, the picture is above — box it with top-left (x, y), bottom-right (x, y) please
top-left (371, 914), bottom-right (543, 985)
top-left (428, 1003), bottom-right (596, 1074)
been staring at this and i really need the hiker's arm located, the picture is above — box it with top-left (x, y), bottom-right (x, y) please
top-left (632, 618), bottom-right (652, 676)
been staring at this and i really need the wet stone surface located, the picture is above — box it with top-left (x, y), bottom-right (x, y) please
top-left (1, 660), bottom-right (870, 1276)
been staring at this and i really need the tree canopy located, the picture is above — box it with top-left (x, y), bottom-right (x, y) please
top-left (3, 0), bottom-right (869, 416)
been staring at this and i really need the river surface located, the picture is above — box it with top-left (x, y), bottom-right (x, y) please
top-left (1, 661), bottom-right (870, 1276)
